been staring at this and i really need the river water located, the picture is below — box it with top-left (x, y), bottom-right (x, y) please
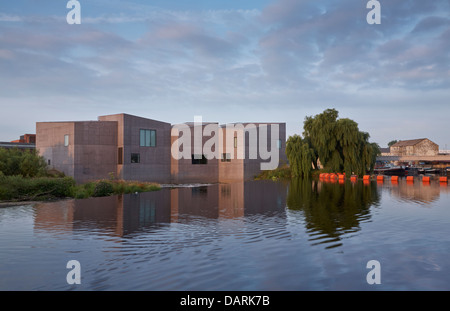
top-left (1, 178), bottom-right (449, 291)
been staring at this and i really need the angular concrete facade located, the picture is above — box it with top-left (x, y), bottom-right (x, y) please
top-left (36, 114), bottom-right (286, 184)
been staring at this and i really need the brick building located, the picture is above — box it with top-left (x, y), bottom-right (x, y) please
top-left (390, 138), bottom-right (439, 157)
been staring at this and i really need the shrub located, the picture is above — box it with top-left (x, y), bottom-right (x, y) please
top-left (255, 165), bottom-right (291, 180)
top-left (0, 148), bottom-right (48, 177)
top-left (0, 175), bottom-right (75, 201)
top-left (93, 180), bottom-right (114, 197)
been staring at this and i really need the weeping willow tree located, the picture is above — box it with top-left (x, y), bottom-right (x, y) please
top-left (287, 108), bottom-right (380, 178)
top-left (286, 135), bottom-right (316, 178)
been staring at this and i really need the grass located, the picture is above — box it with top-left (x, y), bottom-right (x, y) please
top-left (0, 175), bottom-right (161, 202)
top-left (0, 175), bottom-right (76, 202)
top-left (71, 179), bottom-right (161, 199)
top-left (254, 165), bottom-right (292, 181)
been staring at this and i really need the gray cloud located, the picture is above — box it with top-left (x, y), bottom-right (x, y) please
top-left (0, 0), bottom-right (449, 147)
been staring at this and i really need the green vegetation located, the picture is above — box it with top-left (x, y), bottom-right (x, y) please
top-left (0, 147), bottom-right (160, 202)
top-left (287, 108), bottom-right (380, 178)
top-left (0, 174), bottom-right (161, 202)
top-left (0, 175), bottom-right (75, 201)
top-left (387, 140), bottom-right (398, 147)
top-left (255, 165), bottom-right (291, 181)
top-left (0, 148), bottom-right (48, 177)
top-left (71, 180), bottom-right (161, 199)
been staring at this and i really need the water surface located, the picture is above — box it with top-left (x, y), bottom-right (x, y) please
top-left (1, 179), bottom-right (449, 290)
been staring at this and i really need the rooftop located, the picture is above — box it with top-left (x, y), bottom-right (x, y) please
top-left (391, 138), bottom-right (429, 147)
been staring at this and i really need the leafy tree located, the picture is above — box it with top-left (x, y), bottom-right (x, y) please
top-left (287, 108), bottom-right (379, 177)
top-left (286, 135), bottom-right (315, 178)
top-left (0, 148), bottom-right (48, 177)
top-left (387, 140), bottom-right (398, 147)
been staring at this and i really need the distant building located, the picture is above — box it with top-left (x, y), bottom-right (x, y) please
top-left (36, 113), bottom-right (286, 184)
top-left (390, 138), bottom-right (439, 157)
top-left (379, 147), bottom-right (391, 156)
top-left (0, 134), bottom-right (36, 150)
top-left (11, 134), bottom-right (36, 144)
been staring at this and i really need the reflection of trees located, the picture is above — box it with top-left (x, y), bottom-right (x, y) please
top-left (287, 178), bottom-right (380, 249)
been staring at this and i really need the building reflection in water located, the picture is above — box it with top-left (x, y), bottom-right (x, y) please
top-left (33, 178), bottom-right (448, 249)
top-left (382, 178), bottom-right (448, 205)
top-left (33, 180), bottom-right (288, 237)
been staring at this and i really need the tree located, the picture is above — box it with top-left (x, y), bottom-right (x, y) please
top-left (0, 148), bottom-right (47, 177)
top-left (287, 108), bottom-right (379, 177)
top-left (387, 140), bottom-right (398, 147)
top-left (286, 135), bottom-right (315, 178)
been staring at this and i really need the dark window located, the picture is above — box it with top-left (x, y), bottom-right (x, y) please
top-left (221, 153), bottom-right (231, 162)
top-left (118, 147), bottom-right (123, 165)
top-left (131, 153), bottom-right (140, 163)
top-left (48, 159), bottom-right (51, 166)
top-left (192, 186), bottom-right (208, 196)
top-left (192, 154), bottom-right (208, 165)
top-left (140, 129), bottom-right (156, 147)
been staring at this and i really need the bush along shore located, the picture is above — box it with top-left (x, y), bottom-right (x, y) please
top-left (0, 175), bottom-right (161, 203)
top-left (0, 147), bottom-right (160, 203)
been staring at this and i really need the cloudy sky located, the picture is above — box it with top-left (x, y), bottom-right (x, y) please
top-left (1, 0), bottom-right (449, 148)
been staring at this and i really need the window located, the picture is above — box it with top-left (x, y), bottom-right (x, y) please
top-left (192, 154), bottom-right (208, 165)
top-left (277, 139), bottom-right (282, 149)
top-left (192, 186), bottom-right (208, 196)
top-left (140, 129), bottom-right (156, 147)
top-left (118, 147), bottom-right (123, 165)
top-left (234, 137), bottom-right (238, 148)
top-left (131, 153), bottom-right (140, 163)
top-left (64, 134), bottom-right (69, 147)
top-left (48, 159), bottom-right (51, 166)
top-left (221, 153), bottom-right (231, 162)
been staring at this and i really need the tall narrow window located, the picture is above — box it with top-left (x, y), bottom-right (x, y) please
top-left (118, 147), bottom-right (123, 165)
top-left (64, 134), bottom-right (69, 147)
top-left (234, 137), bottom-right (238, 148)
top-left (140, 129), bottom-right (156, 147)
top-left (277, 139), bottom-right (282, 149)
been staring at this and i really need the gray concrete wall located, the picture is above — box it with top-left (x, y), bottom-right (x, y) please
top-left (37, 121), bottom-right (118, 183)
top-left (243, 123), bottom-right (287, 180)
top-left (36, 122), bottom-right (76, 178)
top-left (73, 121), bottom-right (118, 183)
top-left (99, 114), bottom-right (172, 183)
top-left (218, 126), bottom-right (244, 182)
top-left (171, 123), bottom-right (220, 184)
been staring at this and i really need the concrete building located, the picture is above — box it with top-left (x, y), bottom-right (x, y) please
top-left (36, 113), bottom-right (286, 184)
top-left (390, 138), bottom-right (439, 157)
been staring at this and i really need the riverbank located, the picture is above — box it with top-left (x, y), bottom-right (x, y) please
top-left (0, 175), bottom-right (161, 204)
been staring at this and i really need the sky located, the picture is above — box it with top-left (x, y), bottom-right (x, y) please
top-left (0, 0), bottom-right (449, 148)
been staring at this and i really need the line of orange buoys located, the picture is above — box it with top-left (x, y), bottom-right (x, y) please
top-left (319, 173), bottom-right (448, 186)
